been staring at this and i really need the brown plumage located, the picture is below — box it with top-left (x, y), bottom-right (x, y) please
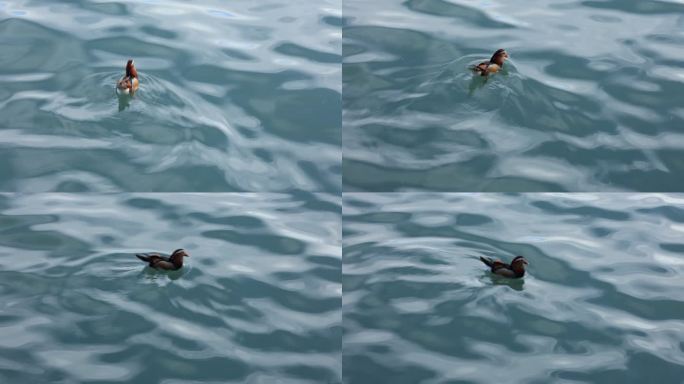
top-left (472, 49), bottom-right (509, 76)
top-left (136, 249), bottom-right (189, 270)
top-left (126, 60), bottom-right (137, 78)
top-left (479, 255), bottom-right (528, 278)
top-left (117, 59), bottom-right (139, 94)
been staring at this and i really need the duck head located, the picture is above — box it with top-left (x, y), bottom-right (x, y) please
top-left (511, 255), bottom-right (528, 273)
top-left (490, 49), bottom-right (509, 66)
top-left (126, 59), bottom-right (138, 78)
top-left (170, 248), bottom-right (190, 266)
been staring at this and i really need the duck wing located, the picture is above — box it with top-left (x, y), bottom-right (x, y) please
top-left (149, 259), bottom-right (177, 270)
top-left (481, 256), bottom-right (519, 276)
top-left (136, 253), bottom-right (170, 264)
top-left (479, 256), bottom-right (495, 267)
top-left (491, 267), bottom-right (516, 278)
top-left (480, 256), bottom-right (507, 270)
top-left (472, 62), bottom-right (490, 76)
top-left (135, 253), bottom-right (177, 270)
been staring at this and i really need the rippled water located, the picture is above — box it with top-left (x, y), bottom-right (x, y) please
top-left (343, 0), bottom-right (684, 192)
top-left (0, 0), bottom-right (341, 192)
top-left (0, 193), bottom-right (341, 383)
top-left (343, 193), bottom-right (684, 383)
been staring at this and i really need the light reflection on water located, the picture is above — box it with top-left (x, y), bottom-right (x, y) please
top-left (343, 193), bottom-right (684, 383)
top-left (0, 193), bottom-right (342, 383)
top-left (343, 0), bottom-right (684, 192)
top-left (0, 0), bottom-right (341, 192)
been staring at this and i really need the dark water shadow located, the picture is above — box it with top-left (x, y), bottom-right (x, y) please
top-left (467, 73), bottom-right (489, 95)
top-left (482, 271), bottom-right (525, 291)
top-left (139, 266), bottom-right (187, 281)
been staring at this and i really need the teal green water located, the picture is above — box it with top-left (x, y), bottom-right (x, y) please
top-left (0, 193), bottom-right (341, 383)
top-left (343, 0), bottom-right (684, 192)
top-left (0, 1), bottom-right (341, 192)
top-left (343, 193), bottom-right (684, 383)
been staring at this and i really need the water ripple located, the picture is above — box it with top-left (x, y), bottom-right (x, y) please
top-left (0, 193), bottom-right (341, 383)
top-left (343, 0), bottom-right (684, 191)
top-left (0, 0), bottom-right (341, 192)
top-left (343, 193), bottom-right (684, 383)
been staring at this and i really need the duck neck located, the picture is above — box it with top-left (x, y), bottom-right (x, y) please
top-left (170, 254), bottom-right (184, 267)
top-left (512, 265), bottom-right (525, 277)
top-left (126, 66), bottom-right (137, 78)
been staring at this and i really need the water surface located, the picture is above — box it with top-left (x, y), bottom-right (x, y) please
top-left (0, 193), bottom-right (341, 383)
top-left (343, 0), bottom-right (684, 191)
top-left (0, 0), bottom-right (341, 192)
top-left (343, 193), bottom-right (684, 383)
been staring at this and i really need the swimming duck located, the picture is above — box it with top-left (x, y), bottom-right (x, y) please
top-left (136, 249), bottom-right (189, 270)
top-left (472, 49), bottom-right (509, 76)
top-left (479, 255), bottom-right (528, 278)
top-left (116, 59), bottom-right (139, 94)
